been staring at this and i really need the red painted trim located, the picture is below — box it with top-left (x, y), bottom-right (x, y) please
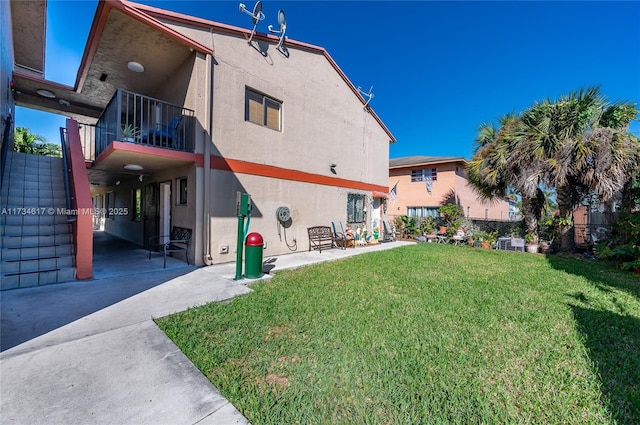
top-left (76, 1), bottom-right (110, 90)
top-left (94, 141), bottom-right (199, 165)
top-left (66, 119), bottom-right (94, 280)
top-left (211, 156), bottom-right (389, 193)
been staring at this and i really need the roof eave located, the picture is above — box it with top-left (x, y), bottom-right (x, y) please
top-left (74, 0), bottom-right (214, 91)
top-left (127, 1), bottom-right (397, 143)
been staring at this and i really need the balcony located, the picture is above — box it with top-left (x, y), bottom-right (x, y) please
top-left (88, 89), bottom-right (195, 161)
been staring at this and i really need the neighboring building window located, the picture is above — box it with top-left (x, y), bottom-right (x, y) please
top-left (411, 168), bottom-right (437, 182)
top-left (177, 177), bottom-right (187, 205)
top-left (245, 87), bottom-right (282, 131)
top-left (347, 193), bottom-right (365, 223)
top-left (407, 207), bottom-right (439, 218)
top-left (132, 188), bottom-right (141, 221)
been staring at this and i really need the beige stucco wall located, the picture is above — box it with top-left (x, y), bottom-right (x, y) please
top-left (389, 162), bottom-right (511, 221)
top-left (93, 163), bottom-right (197, 263)
top-left (158, 22), bottom-right (392, 264)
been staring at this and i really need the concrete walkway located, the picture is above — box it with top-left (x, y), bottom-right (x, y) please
top-left (0, 239), bottom-right (411, 424)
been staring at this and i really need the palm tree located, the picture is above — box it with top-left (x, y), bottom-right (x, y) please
top-left (467, 87), bottom-right (638, 251)
top-left (525, 88), bottom-right (639, 251)
top-left (467, 115), bottom-right (546, 242)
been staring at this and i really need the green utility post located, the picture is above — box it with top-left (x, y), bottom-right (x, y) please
top-left (234, 192), bottom-right (252, 280)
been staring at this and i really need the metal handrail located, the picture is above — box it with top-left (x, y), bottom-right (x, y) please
top-left (92, 88), bottom-right (195, 159)
top-left (59, 127), bottom-right (77, 222)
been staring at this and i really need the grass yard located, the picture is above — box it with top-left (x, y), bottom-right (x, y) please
top-left (156, 244), bottom-right (640, 424)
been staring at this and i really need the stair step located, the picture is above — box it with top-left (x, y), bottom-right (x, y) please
top-left (1, 234), bottom-right (72, 248)
top-left (2, 223), bottom-right (71, 237)
top-left (1, 244), bottom-right (74, 261)
top-left (0, 214), bottom-right (70, 226)
top-left (1, 153), bottom-right (78, 290)
top-left (1, 255), bottom-right (75, 274)
top-left (0, 267), bottom-right (76, 290)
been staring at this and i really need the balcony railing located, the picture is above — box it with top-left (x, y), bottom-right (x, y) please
top-left (89, 89), bottom-right (195, 160)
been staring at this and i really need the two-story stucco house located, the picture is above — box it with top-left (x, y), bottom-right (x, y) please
top-left (389, 156), bottom-right (512, 222)
top-left (1, 0), bottom-right (395, 288)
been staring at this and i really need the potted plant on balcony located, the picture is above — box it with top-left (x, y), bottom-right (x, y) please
top-left (121, 124), bottom-right (140, 142)
top-left (525, 233), bottom-right (539, 253)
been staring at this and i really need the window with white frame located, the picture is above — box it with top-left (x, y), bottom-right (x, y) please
top-left (245, 87), bottom-right (282, 131)
top-left (411, 168), bottom-right (438, 182)
top-left (407, 207), bottom-right (439, 218)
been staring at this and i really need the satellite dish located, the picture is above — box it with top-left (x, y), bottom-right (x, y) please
top-left (268, 9), bottom-right (287, 52)
top-left (239, 1), bottom-right (265, 44)
top-left (357, 86), bottom-right (375, 110)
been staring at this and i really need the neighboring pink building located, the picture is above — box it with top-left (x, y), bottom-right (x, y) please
top-left (389, 156), bottom-right (513, 222)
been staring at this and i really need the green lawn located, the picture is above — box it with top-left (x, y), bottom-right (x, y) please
top-left (156, 244), bottom-right (640, 424)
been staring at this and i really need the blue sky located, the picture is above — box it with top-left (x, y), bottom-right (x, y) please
top-left (16, 0), bottom-right (640, 159)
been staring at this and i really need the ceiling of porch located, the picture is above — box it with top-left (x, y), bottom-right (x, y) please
top-left (87, 142), bottom-right (198, 187)
top-left (13, 5), bottom-right (194, 123)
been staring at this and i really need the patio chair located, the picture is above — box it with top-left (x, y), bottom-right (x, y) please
top-left (451, 229), bottom-right (466, 245)
top-left (382, 219), bottom-right (395, 242)
top-left (436, 226), bottom-right (447, 243)
top-left (332, 221), bottom-right (352, 249)
top-left (145, 116), bottom-right (182, 147)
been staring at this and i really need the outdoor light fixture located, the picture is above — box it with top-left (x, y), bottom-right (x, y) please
top-left (127, 61), bottom-right (145, 73)
top-left (124, 164), bottom-right (143, 171)
top-left (330, 163), bottom-right (337, 174)
top-left (36, 89), bottom-right (55, 98)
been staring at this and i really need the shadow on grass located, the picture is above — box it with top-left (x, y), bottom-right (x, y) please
top-left (570, 304), bottom-right (640, 424)
top-left (546, 255), bottom-right (640, 300)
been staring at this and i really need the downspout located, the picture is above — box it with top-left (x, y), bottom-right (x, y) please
top-left (202, 51), bottom-right (214, 265)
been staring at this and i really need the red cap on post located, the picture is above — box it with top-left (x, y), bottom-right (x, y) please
top-left (245, 232), bottom-right (263, 246)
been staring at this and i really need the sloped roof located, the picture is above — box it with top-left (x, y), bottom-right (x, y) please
top-left (389, 156), bottom-right (467, 169)
top-left (126, 1), bottom-right (396, 143)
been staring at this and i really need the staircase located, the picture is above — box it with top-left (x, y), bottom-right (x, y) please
top-left (1, 151), bottom-right (76, 290)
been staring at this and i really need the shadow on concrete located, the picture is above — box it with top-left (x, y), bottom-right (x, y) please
top-left (0, 232), bottom-right (194, 352)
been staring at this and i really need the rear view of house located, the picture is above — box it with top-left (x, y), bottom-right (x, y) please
top-left (1, 0), bottom-right (395, 289)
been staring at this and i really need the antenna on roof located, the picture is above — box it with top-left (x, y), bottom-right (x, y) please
top-left (357, 86), bottom-right (375, 110)
top-left (268, 9), bottom-right (287, 53)
top-left (239, 1), bottom-right (265, 44)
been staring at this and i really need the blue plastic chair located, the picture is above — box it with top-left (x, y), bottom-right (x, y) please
top-left (146, 116), bottom-right (182, 147)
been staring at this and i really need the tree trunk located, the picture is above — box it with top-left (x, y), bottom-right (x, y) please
top-left (521, 196), bottom-right (539, 243)
top-left (556, 185), bottom-right (575, 252)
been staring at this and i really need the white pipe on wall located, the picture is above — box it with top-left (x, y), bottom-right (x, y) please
top-left (201, 51), bottom-right (214, 265)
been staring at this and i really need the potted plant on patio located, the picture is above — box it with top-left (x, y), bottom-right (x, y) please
top-left (121, 124), bottom-right (140, 142)
top-left (525, 233), bottom-right (539, 253)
